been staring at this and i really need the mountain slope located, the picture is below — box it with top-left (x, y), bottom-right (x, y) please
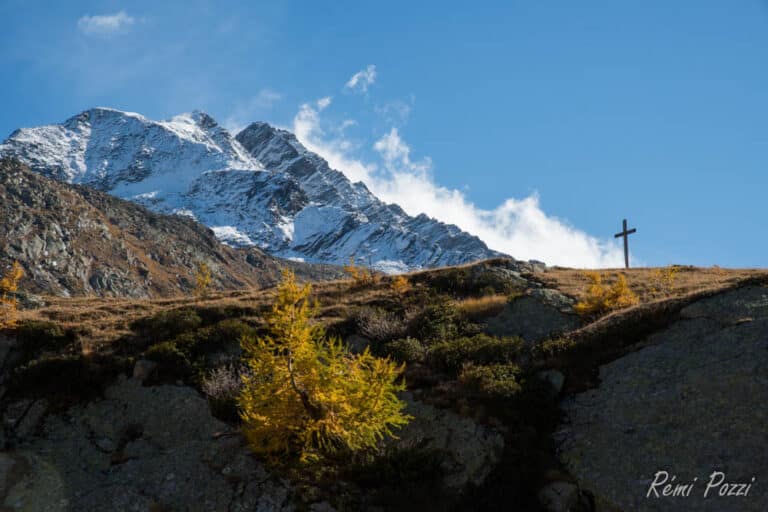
top-left (0, 159), bottom-right (340, 298)
top-left (0, 108), bottom-right (504, 271)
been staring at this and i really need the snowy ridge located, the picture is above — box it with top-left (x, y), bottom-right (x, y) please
top-left (1, 108), bottom-right (505, 271)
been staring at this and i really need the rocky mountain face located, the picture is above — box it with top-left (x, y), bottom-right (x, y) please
top-left (0, 159), bottom-right (341, 298)
top-left (0, 108), bottom-right (503, 272)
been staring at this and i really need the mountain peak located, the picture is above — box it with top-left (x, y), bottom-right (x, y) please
top-left (1, 108), bottom-right (505, 271)
top-left (188, 110), bottom-right (219, 130)
top-left (64, 107), bottom-right (146, 127)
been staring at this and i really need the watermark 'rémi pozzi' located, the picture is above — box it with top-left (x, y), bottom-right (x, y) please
top-left (646, 470), bottom-right (756, 499)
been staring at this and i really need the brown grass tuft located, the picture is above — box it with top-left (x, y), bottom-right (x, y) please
top-left (457, 294), bottom-right (509, 321)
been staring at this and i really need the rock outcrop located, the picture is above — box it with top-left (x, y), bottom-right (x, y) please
top-left (485, 288), bottom-right (580, 343)
top-left (2, 377), bottom-right (297, 511)
top-left (0, 159), bottom-right (342, 297)
top-left (396, 392), bottom-right (505, 491)
top-left (1, 379), bottom-right (506, 511)
top-left (557, 285), bottom-right (768, 511)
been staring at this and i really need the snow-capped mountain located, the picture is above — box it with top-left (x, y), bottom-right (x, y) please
top-left (0, 108), bottom-right (504, 271)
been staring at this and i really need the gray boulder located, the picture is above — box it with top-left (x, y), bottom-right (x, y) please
top-left (484, 289), bottom-right (580, 343)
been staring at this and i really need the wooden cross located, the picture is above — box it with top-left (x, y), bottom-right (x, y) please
top-left (614, 219), bottom-right (636, 269)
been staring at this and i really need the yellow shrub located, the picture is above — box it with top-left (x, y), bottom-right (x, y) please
top-left (344, 257), bottom-right (378, 287)
top-left (238, 269), bottom-right (410, 463)
top-left (651, 265), bottom-right (680, 295)
top-left (194, 262), bottom-right (212, 299)
top-left (390, 275), bottom-right (411, 295)
top-left (574, 272), bottom-right (638, 316)
top-left (0, 261), bottom-right (24, 329)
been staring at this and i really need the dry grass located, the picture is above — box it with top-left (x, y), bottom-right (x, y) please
top-left (534, 271), bottom-right (768, 393)
top-left (14, 261), bottom-right (768, 352)
top-left (457, 294), bottom-right (509, 321)
top-left (16, 276), bottom-right (396, 349)
top-left (538, 265), bottom-right (768, 304)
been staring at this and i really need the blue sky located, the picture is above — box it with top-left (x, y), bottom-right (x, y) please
top-left (1, 0), bottom-right (767, 267)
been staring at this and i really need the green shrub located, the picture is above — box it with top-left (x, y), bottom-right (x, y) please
top-left (131, 309), bottom-right (202, 345)
top-left (410, 299), bottom-right (460, 343)
top-left (382, 337), bottom-right (425, 363)
top-left (145, 341), bottom-right (192, 379)
top-left (428, 333), bottom-right (523, 375)
top-left (410, 264), bottom-right (520, 298)
top-left (459, 363), bottom-right (523, 398)
top-left (173, 319), bottom-right (256, 358)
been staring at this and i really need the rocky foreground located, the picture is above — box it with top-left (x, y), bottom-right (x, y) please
top-left (0, 261), bottom-right (766, 511)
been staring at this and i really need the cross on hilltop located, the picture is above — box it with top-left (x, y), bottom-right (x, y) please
top-left (614, 219), bottom-right (636, 269)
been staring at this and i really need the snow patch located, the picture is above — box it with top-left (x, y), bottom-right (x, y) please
top-left (211, 226), bottom-right (255, 247)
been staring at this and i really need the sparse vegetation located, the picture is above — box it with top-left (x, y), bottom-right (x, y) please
top-left (203, 363), bottom-right (250, 421)
top-left (573, 271), bottom-right (639, 316)
top-left (354, 307), bottom-right (412, 344)
top-left (238, 270), bottom-right (411, 463)
top-left (0, 261), bottom-right (24, 328)
top-left (651, 265), bottom-right (680, 295)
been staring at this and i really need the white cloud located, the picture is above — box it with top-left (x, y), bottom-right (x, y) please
top-left (77, 11), bottom-right (135, 35)
top-left (292, 99), bottom-right (625, 268)
top-left (374, 128), bottom-right (431, 175)
top-left (345, 65), bottom-right (377, 93)
top-left (224, 89), bottom-right (282, 133)
top-left (293, 100), bottom-right (374, 184)
top-left (316, 96), bottom-right (332, 110)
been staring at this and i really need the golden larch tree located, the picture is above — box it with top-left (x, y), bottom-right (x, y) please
top-left (238, 269), bottom-right (410, 463)
top-left (194, 262), bottom-right (212, 299)
top-left (0, 261), bottom-right (24, 328)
